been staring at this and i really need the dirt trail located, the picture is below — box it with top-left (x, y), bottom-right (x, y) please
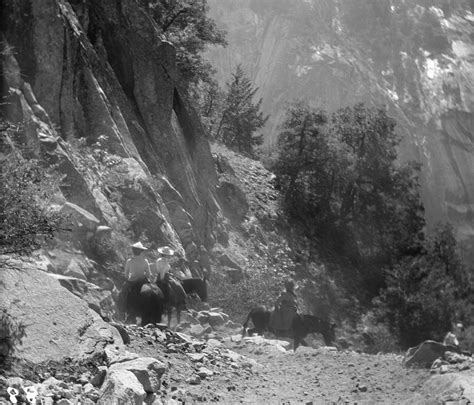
top-left (127, 325), bottom-right (430, 404)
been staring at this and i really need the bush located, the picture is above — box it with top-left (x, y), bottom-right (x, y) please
top-left (209, 267), bottom-right (283, 321)
top-left (377, 223), bottom-right (474, 348)
top-left (0, 121), bottom-right (66, 257)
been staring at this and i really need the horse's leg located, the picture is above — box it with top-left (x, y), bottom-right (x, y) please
top-left (176, 306), bottom-right (181, 325)
top-left (167, 307), bottom-right (172, 328)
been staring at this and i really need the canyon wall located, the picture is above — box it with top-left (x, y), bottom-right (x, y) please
top-left (1, 0), bottom-right (225, 270)
top-left (205, 0), bottom-right (474, 248)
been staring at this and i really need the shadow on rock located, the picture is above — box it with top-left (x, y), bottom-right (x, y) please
top-left (0, 309), bottom-right (26, 370)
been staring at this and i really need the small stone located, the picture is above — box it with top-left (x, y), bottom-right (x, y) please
top-left (79, 373), bottom-right (90, 385)
top-left (187, 353), bottom-right (206, 362)
top-left (458, 362), bottom-right (470, 371)
top-left (90, 366), bottom-right (107, 387)
top-left (358, 384), bottom-right (368, 392)
top-left (206, 338), bottom-right (222, 348)
top-left (186, 376), bottom-right (201, 385)
top-left (197, 367), bottom-right (214, 379)
top-left (440, 365), bottom-right (449, 374)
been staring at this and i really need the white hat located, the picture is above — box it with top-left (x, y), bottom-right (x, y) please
top-left (158, 246), bottom-right (175, 256)
top-left (131, 241), bottom-right (148, 250)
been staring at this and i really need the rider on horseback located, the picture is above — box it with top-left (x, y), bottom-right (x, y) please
top-left (155, 245), bottom-right (175, 301)
top-left (122, 242), bottom-right (153, 312)
top-left (271, 279), bottom-right (298, 335)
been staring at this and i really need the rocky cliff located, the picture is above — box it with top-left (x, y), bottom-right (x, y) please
top-left (1, 0), bottom-right (226, 270)
top-left (205, 0), bottom-right (474, 249)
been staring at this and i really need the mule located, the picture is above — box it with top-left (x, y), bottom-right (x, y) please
top-left (242, 306), bottom-right (336, 351)
top-left (181, 277), bottom-right (208, 302)
top-left (116, 282), bottom-right (165, 326)
top-left (160, 277), bottom-right (187, 327)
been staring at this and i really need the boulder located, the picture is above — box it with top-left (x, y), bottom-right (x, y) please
top-left (97, 369), bottom-right (146, 404)
top-left (404, 340), bottom-right (462, 368)
top-left (46, 274), bottom-right (115, 319)
top-left (60, 202), bottom-right (101, 231)
top-left (0, 262), bottom-right (123, 364)
top-left (207, 312), bottom-right (226, 328)
top-left (178, 311), bottom-right (200, 325)
top-left (188, 324), bottom-right (206, 337)
top-left (108, 357), bottom-right (166, 393)
top-left (217, 253), bottom-right (243, 271)
top-left (414, 372), bottom-right (474, 403)
top-left (225, 267), bottom-right (244, 283)
top-left (216, 180), bottom-right (249, 223)
top-left (196, 312), bottom-right (210, 324)
top-left (64, 259), bottom-right (88, 280)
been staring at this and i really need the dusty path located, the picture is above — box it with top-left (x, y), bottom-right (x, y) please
top-left (127, 326), bottom-right (430, 404)
top-left (225, 344), bottom-right (428, 404)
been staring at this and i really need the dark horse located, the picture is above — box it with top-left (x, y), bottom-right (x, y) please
top-left (116, 282), bottom-right (165, 326)
top-left (159, 277), bottom-right (187, 327)
top-left (242, 306), bottom-right (336, 351)
top-left (180, 277), bottom-right (208, 302)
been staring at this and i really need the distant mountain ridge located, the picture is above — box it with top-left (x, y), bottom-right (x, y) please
top-left (205, 0), bottom-right (474, 250)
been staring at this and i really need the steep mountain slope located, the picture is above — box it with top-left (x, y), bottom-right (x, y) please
top-left (205, 0), bottom-right (474, 249)
top-left (1, 0), bottom-right (223, 268)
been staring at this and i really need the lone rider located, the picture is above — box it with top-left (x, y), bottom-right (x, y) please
top-left (122, 242), bottom-right (153, 312)
top-left (271, 279), bottom-right (298, 335)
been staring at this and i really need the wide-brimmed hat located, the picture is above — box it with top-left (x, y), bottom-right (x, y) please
top-left (158, 246), bottom-right (175, 256)
top-left (131, 241), bottom-right (148, 250)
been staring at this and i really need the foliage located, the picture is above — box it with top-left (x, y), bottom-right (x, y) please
top-left (0, 121), bottom-right (66, 256)
top-left (216, 65), bottom-right (268, 155)
top-left (377, 223), bottom-right (474, 348)
top-left (189, 79), bottom-right (226, 138)
top-left (272, 102), bottom-right (424, 292)
top-left (209, 267), bottom-right (283, 320)
top-left (141, 0), bottom-right (226, 88)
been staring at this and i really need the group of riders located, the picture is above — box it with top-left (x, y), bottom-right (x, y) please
top-left (121, 241), bottom-right (299, 334)
top-left (121, 241), bottom-right (178, 312)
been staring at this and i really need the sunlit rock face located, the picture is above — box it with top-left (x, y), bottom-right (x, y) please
top-left (1, 0), bottom-right (222, 262)
top-left (206, 0), bottom-right (474, 248)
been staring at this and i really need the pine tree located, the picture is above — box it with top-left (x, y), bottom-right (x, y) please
top-left (141, 0), bottom-right (227, 88)
top-left (217, 65), bottom-right (268, 155)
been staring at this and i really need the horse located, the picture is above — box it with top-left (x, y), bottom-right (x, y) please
top-left (180, 277), bottom-right (208, 302)
top-left (159, 277), bottom-right (187, 327)
top-left (116, 282), bottom-right (165, 326)
top-left (242, 306), bottom-right (336, 351)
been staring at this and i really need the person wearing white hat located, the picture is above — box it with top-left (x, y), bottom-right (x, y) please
top-left (155, 246), bottom-right (175, 281)
top-left (122, 242), bottom-right (153, 313)
top-left (154, 246), bottom-right (175, 300)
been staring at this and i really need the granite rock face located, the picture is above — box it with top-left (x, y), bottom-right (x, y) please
top-left (206, 0), bottom-right (474, 249)
top-left (0, 261), bottom-right (123, 364)
top-left (1, 0), bottom-right (223, 265)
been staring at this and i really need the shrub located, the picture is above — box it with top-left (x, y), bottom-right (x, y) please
top-left (209, 267), bottom-right (283, 320)
top-left (0, 121), bottom-right (66, 257)
top-left (377, 223), bottom-right (474, 348)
